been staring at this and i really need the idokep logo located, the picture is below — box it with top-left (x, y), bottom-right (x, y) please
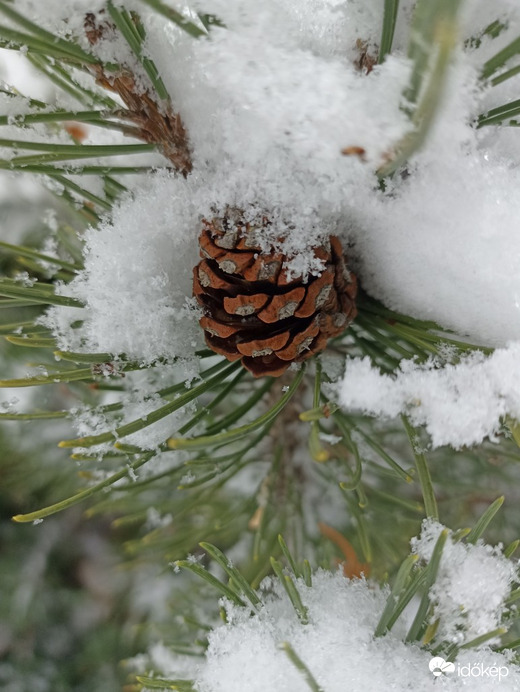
top-left (428, 657), bottom-right (509, 681)
top-left (457, 662), bottom-right (509, 681)
top-left (429, 657), bottom-right (455, 677)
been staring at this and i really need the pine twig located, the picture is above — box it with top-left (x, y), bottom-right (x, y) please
top-left (85, 11), bottom-right (192, 175)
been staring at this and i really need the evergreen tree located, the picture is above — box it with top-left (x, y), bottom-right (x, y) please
top-left (2, 1), bottom-right (520, 690)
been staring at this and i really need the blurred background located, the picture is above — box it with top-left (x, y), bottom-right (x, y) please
top-left (0, 49), bottom-right (148, 691)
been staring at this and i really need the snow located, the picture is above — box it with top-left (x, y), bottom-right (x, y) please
top-left (5, 0), bottom-right (520, 449)
top-left (141, 521), bottom-right (520, 691)
top-left (149, 1), bottom-right (520, 350)
top-left (2, 2), bottom-right (520, 340)
top-left (0, 48), bottom-right (53, 101)
top-left (412, 519), bottom-right (517, 644)
top-left (335, 344), bottom-right (520, 448)
top-left (36, 0), bottom-right (412, 371)
top-left (45, 173), bottom-right (203, 364)
top-left (350, 59), bottom-right (520, 346)
top-left (0, 4), bottom-right (507, 345)
top-left (6, 2), bottom-right (520, 688)
top-left (63, 359), bottom-right (203, 457)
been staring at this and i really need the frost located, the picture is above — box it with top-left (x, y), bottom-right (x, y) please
top-left (0, 398), bottom-right (19, 412)
top-left (67, 363), bottom-right (200, 451)
top-left (145, 508), bottom-right (173, 530)
top-left (319, 432), bottom-right (342, 445)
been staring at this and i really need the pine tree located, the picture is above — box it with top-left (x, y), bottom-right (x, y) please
top-left (2, 1), bottom-right (520, 690)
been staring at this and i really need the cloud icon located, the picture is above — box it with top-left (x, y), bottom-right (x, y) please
top-left (429, 657), bottom-right (455, 677)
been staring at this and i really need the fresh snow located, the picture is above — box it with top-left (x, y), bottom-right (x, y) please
top-left (5, 2), bottom-right (520, 689)
top-left (7, 1), bottom-right (520, 443)
top-left (412, 520), bottom-right (517, 644)
top-left (335, 345), bottom-right (520, 448)
top-left (46, 173), bottom-right (203, 364)
top-left (138, 522), bottom-right (520, 692)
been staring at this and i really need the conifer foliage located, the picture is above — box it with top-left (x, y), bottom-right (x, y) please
top-left (2, 1), bottom-right (520, 690)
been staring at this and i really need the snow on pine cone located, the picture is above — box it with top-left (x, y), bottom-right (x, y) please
top-left (193, 211), bottom-right (358, 377)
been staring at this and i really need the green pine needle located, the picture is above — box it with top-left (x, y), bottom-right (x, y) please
top-left (402, 416), bottom-right (438, 520)
top-left (137, 0), bottom-right (209, 38)
top-left (405, 529), bottom-right (448, 642)
top-left (465, 496), bottom-right (505, 544)
top-left (281, 642), bottom-right (324, 692)
top-left (174, 560), bottom-right (247, 608)
top-left (270, 557), bottom-right (309, 624)
top-left (379, 0), bottom-right (400, 64)
top-left (168, 366), bottom-right (305, 451)
top-left (135, 675), bottom-right (195, 690)
top-left (12, 451), bottom-right (154, 522)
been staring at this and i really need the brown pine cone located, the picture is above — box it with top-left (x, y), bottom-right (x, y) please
top-left (193, 211), bottom-right (357, 377)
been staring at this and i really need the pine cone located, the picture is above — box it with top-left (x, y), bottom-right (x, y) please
top-left (193, 211), bottom-right (357, 377)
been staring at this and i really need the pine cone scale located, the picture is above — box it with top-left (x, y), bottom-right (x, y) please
top-left (242, 256), bottom-right (283, 283)
top-left (223, 294), bottom-right (270, 316)
top-left (193, 210), bottom-right (358, 377)
top-left (275, 320), bottom-right (320, 361)
top-left (256, 287), bottom-right (306, 323)
top-left (294, 270), bottom-right (335, 318)
top-left (242, 355), bottom-right (289, 378)
top-left (205, 334), bottom-right (243, 361)
top-left (236, 330), bottom-right (291, 357)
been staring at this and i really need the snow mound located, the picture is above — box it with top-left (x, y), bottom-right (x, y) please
top-left (336, 345), bottom-right (520, 448)
top-left (145, 521), bottom-right (519, 691)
